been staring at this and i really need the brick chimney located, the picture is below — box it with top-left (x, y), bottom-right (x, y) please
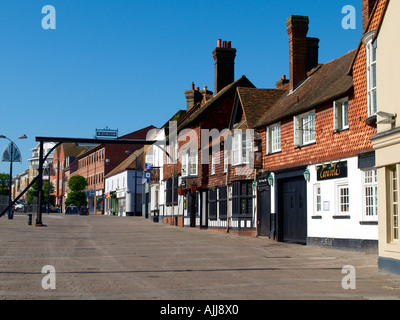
top-left (212, 39), bottom-right (237, 94)
top-left (286, 15), bottom-right (319, 92)
top-left (362, 0), bottom-right (377, 31)
top-left (185, 82), bottom-right (203, 111)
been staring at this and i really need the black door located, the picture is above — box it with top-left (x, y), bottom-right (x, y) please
top-left (279, 176), bottom-right (307, 244)
top-left (188, 193), bottom-right (196, 228)
top-left (258, 186), bottom-right (271, 237)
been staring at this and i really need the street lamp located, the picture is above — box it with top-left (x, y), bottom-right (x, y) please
top-left (0, 134), bottom-right (28, 219)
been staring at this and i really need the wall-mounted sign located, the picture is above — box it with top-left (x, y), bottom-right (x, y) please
top-left (317, 161), bottom-right (348, 181)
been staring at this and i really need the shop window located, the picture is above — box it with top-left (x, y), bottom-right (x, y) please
top-left (218, 186), bottom-right (227, 220)
top-left (232, 181), bottom-right (253, 217)
top-left (208, 188), bottom-right (217, 220)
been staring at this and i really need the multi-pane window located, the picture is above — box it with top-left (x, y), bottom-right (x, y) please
top-left (211, 152), bottom-right (216, 175)
top-left (338, 185), bottom-right (350, 214)
top-left (232, 130), bottom-right (252, 165)
top-left (218, 186), bottom-right (227, 219)
top-left (208, 188), bottom-right (217, 220)
top-left (294, 111), bottom-right (315, 147)
top-left (232, 181), bottom-right (253, 217)
top-left (334, 98), bottom-right (349, 131)
top-left (366, 39), bottom-right (377, 117)
top-left (314, 184), bottom-right (322, 214)
top-left (388, 165), bottom-right (399, 242)
top-left (364, 169), bottom-right (378, 219)
top-left (266, 123), bottom-right (281, 154)
top-left (181, 149), bottom-right (198, 177)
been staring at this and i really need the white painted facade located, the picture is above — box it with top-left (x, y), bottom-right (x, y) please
top-left (306, 156), bottom-right (378, 242)
top-left (105, 170), bottom-right (143, 216)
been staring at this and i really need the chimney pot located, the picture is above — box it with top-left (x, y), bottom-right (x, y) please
top-left (191, 82), bottom-right (195, 90)
top-left (217, 39), bottom-right (222, 48)
top-left (227, 41), bottom-right (231, 48)
top-left (223, 41), bottom-right (227, 48)
top-left (196, 87), bottom-right (200, 91)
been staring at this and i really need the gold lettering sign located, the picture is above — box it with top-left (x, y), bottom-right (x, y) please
top-left (317, 161), bottom-right (347, 181)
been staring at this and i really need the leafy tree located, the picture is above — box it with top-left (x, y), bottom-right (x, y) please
top-left (68, 175), bottom-right (87, 192)
top-left (27, 180), bottom-right (55, 205)
top-left (65, 175), bottom-right (88, 207)
top-left (0, 173), bottom-right (10, 196)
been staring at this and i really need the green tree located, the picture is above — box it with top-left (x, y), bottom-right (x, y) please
top-left (0, 173), bottom-right (10, 196)
top-left (68, 175), bottom-right (87, 192)
top-left (65, 175), bottom-right (88, 207)
top-left (27, 180), bottom-right (55, 205)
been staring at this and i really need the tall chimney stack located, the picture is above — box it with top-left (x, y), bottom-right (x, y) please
top-left (212, 39), bottom-right (237, 94)
top-left (286, 15), bottom-right (319, 92)
top-left (362, 0), bottom-right (377, 31)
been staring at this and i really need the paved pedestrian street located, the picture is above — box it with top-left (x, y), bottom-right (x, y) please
top-left (0, 213), bottom-right (399, 301)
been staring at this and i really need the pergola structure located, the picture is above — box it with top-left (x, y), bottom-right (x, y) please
top-left (0, 136), bottom-right (156, 226)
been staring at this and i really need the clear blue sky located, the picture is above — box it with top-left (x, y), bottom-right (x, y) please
top-left (0, 0), bottom-right (362, 175)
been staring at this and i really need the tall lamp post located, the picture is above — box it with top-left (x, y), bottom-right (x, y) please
top-left (0, 134), bottom-right (28, 219)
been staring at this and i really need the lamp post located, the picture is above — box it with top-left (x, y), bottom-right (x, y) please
top-left (0, 134), bottom-right (28, 219)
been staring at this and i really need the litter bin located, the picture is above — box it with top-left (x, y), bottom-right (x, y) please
top-left (28, 214), bottom-right (32, 225)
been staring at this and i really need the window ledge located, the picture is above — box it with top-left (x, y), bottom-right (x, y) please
top-left (312, 215), bottom-right (322, 219)
top-left (359, 220), bottom-right (378, 225)
top-left (333, 128), bottom-right (349, 134)
top-left (333, 215), bottom-right (350, 219)
top-left (295, 141), bottom-right (316, 149)
top-left (365, 115), bottom-right (377, 125)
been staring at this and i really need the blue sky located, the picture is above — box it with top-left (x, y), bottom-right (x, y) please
top-left (0, 0), bottom-right (362, 175)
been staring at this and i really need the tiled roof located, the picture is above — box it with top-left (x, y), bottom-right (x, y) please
top-left (104, 148), bottom-right (144, 178)
top-left (256, 49), bottom-right (356, 128)
top-left (177, 75), bottom-right (255, 130)
top-left (235, 87), bottom-right (287, 129)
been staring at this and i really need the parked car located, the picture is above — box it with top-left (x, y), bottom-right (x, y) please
top-left (13, 201), bottom-right (26, 212)
top-left (65, 205), bottom-right (79, 215)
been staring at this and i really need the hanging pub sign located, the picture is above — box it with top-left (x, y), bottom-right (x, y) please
top-left (317, 161), bottom-right (348, 181)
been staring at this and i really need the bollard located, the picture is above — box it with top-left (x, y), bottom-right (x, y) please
top-left (28, 214), bottom-right (32, 225)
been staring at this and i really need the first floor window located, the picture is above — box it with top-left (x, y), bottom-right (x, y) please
top-left (232, 130), bottom-right (252, 165)
top-left (334, 98), bottom-right (349, 131)
top-left (294, 111), bottom-right (315, 147)
top-left (266, 123), bottom-right (281, 154)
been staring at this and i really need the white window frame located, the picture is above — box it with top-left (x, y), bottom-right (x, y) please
top-left (232, 130), bottom-right (252, 165)
top-left (388, 165), bottom-right (399, 243)
top-left (314, 184), bottom-right (322, 215)
top-left (181, 148), bottom-right (198, 177)
top-left (333, 98), bottom-right (349, 131)
top-left (294, 110), bottom-right (315, 147)
top-left (363, 30), bottom-right (377, 117)
top-left (211, 152), bottom-right (216, 175)
top-left (335, 182), bottom-right (350, 215)
top-left (362, 168), bottom-right (378, 221)
top-left (266, 123), bottom-right (281, 154)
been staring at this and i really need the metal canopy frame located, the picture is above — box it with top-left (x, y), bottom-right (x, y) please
top-left (0, 136), bottom-right (156, 226)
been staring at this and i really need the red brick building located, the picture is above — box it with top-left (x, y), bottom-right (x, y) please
top-left (65, 126), bottom-right (155, 214)
top-left (250, 3), bottom-right (384, 250)
top-left (161, 40), bottom-right (255, 228)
